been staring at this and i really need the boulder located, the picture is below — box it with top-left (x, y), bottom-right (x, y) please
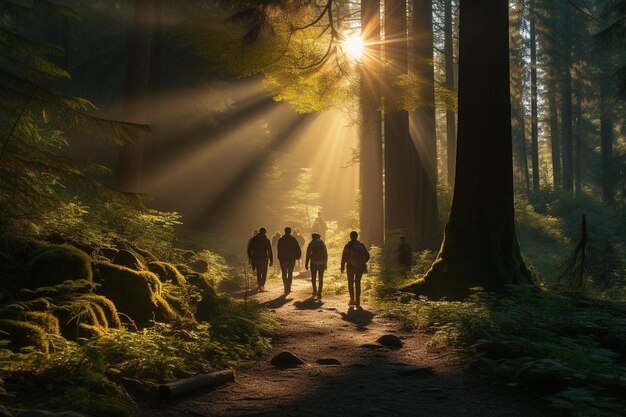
top-left (377, 334), bottom-right (403, 350)
top-left (22, 311), bottom-right (60, 336)
top-left (112, 250), bottom-right (143, 271)
top-left (271, 352), bottom-right (305, 369)
top-left (27, 244), bottom-right (92, 289)
top-left (98, 248), bottom-right (118, 261)
top-left (189, 259), bottom-right (209, 274)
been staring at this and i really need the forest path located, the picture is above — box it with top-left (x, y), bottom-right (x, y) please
top-left (142, 272), bottom-right (551, 417)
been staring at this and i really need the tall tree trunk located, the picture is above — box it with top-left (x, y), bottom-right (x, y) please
top-left (384, 0), bottom-right (414, 242)
top-left (444, 0), bottom-right (457, 189)
top-left (117, 0), bottom-right (156, 192)
top-left (600, 78), bottom-right (614, 205)
top-left (410, 0), bottom-right (439, 250)
top-left (360, 0), bottom-right (384, 246)
top-left (529, 0), bottom-right (539, 190)
top-left (573, 79), bottom-right (583, 196)
top-left (548, 66), bottom-right (561, 190)
top-left (406, 0), bottom-right (532, 298)
top-left (517, 98), bottom-right (531, 190)
top-left (560, 7), bottom-right (574, 193)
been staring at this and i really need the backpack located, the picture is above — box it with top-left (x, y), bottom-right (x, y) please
top-left (348, 243), bottom-right (367, 269)
top-left (310, 243), bottom-right (325, 264)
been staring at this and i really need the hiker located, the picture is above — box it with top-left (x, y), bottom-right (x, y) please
top-left (305, 233), bottom-right (328, 300)
top-left (397, 236), bottom-right (412, 277)
top-left (246, 230), bottom-right (258, 265)
top-left (294, 229), bottom-right (305, 270)
top-left (311, 211), bottom-right (328, 241)
top-left (277, 227), bottom-right (302, 294)
top-left (272, 231), bottom-right (281, 274)
top-left (340, 231), bottom-right (370, 307)
top-left (247, 228), bottom-right (273, 292)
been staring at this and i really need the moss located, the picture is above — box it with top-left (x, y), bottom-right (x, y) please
top-left (0, 319), bottom-right (49, 353)
top-left (147, 262), bottom-right (186, 286)
top-left (93, 261), bottom-right (163, 325)
top-left (26, 244), bottom-right (92, 290)
top-left (189, 259), bottom-right (209, 273)
top-left (78, 323), bottom-right (105, 338)
top-left (175, 263), bottom-right (192, 275)
top-left (82, 294), bottom-right (121, 328)
top-left (112, 250), bottom-right (144, 271)
top-left (132, 246), bottom-right (158, 263)
top-left (22, 311), bottom-right (60, 336)
top-left (98, 247), bottom-right (119, 261)
top-left (153, 294), bottom-right (183, 323)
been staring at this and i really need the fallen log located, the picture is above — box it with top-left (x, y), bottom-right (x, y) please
top-left (158, 369), bottom-right (235, 400)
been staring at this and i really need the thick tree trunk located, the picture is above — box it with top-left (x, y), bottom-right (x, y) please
top-left (406, 0), bottom-right (532, 299)
top-left (529, 0), bottom-right (539, 190)
top-left (117, 0), bottom-right (156, 192)
top-left (410, 0), bottom-right (439, 250)
top-left (444, 0), bottom-right (457, 189)
top-left (384, 0), bottom-right (415, 243)
top-left (560, 7), bottom-right (574, 193)
top-left (359, 0), bottom-right (384, 247)
top-left (548, 72), bottom-right (561, 190)
top-left (600, 79), bottom-right (614, 205)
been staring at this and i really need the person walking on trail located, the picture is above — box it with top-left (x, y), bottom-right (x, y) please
top-left (311, 211), bottom-right (328, 241)
top-left (272, 231), bottom-right (281, 274)
top-left (247, 228), bottom-right (273, 292)
top-left (294, 229), bottom-right (305, 270)
top-left (397, 236), bottom-right (412, 277)
top-left (305, 233), bottom-right (328, 300)
top-left (246, 230), bottom-right (258, 265)
top-left (277, 227), bottom-right (302, 294)
top-left (341, 231), bottom-right (370, 308)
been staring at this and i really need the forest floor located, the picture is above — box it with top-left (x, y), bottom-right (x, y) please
top-left (140, 273), bottom-right (553, 417)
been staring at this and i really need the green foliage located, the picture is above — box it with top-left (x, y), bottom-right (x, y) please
top-left (0, 319), bottom-right (49, 353)
top-left (381, 287), bottom-right (626, 416)
top-left (147, 261), bottom-right (186, 286)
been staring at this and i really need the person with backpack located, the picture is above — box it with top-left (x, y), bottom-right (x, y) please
top-left (277, 227), bottom-right (302, 294)
top-left (305, 233), bottom-right (328, 300)
top-left (246, 228), bottom-right (273, 292)
top-left (340, 231), bottom-right (370, 307)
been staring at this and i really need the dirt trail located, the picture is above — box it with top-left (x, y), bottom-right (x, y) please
top-left (142, 273), bottom-right (551, 417)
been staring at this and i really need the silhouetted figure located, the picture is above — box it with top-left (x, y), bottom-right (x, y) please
top-left (246, 230), bottom-right (258, 265)
top-left (247, 228), bottom-right (273, 292)
top-left (277, 227), bottom-right (302, 294)
top-left (341, 231), bottom-right (370, 307)
top-left (272, 231), bottom-right (281, 274)
top-left (311, 211), bottom-right (328, 241)
top-left (397, 236), bottom-right (412, 277)
top-left (294, 229), bottom-right (305, 270)
top-left (305, 233), bottom-right (328, 300)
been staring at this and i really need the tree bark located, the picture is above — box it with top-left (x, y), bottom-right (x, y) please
top-left (384, 0), bottom-right (414, 243)
top-left (444, 0), bottom-right (457, 190)
top-left (410, 0), bottom-right (439, 250)
top-left (405, 0), bottom-right (532, 299)
top-left (573, 79), bottom-right (582, 196)
top-left (529, 0), bottom-right (539, 190)
top-left (560, 7), bottom-right (574, 193)
top-left (548, 68), bottom-right (561, 190)
top-left (600, 79), bottom-right (614, 205)
top-left (158, 370), bottom-right (235, 400)
top-left (117, 0), bottom-right (156, 192)
top-left (359, 0), bottom-right (384, 247)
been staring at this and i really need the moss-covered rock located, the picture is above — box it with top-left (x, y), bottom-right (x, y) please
top-left (147, 262), bottom-right (186, 286)
top-left (22, 311), bottom-right (60, 336)
top-left (27, 244), bottom-right (92, 289)
top-left (0, 319), bottom-right (49, 353)
top-left (93, 262), bottom-right (182, 325)
top-left (98, 247), bottom-right (118, 261)
top-left (182, 250), bottom-right (196, 261)
top-left (80, 294), bottom-right (121, 329)
top-left (195, 286), bottom-right (219, 322)
top-left (54, 294), bottom-right (120, 340)
top-left (112, 250), bottom-right (144, 271)
top-left (189, 259), bottom-right (209, 273)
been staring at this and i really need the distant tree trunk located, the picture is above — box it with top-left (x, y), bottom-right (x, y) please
top-left (405, 0), bottom-right (532, 298)
top-left (384, 0), bottom-right (414, 243)
top-left (117, 0), bottom-right (156, 192)
top-left (529, 0), bottom-right (539, 190)
top-left (573, 79), bottom-right (583, 196)
top-left (600, 79), bottom-right (614, 205)
top-left (560, 7), bottom-right (574, 193)
top-left (548, 69), bottom-right (561, 190)
top-left (517, 98), bottom-right (531, 190)
top-left (410, 0), bottom-right (439, 250)
top-left (444, 0), bottom-right (457, 189)
top-left (359, 0), bottom-right (384, 247)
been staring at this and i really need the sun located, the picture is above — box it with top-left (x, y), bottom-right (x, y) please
top-left (342, 33), bottom-right (364, 61)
